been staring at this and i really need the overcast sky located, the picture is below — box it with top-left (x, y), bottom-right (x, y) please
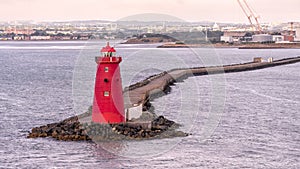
top-left (0, 0), bottom-right (299, 23)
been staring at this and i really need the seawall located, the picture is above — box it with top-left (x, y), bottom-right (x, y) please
top-left (28, 56), bottom-right (300, 141)
top-left (124, 56), bottom-right (300, 109)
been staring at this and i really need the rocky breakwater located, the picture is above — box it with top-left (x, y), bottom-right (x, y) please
top-left (28, 56), bottom-right (300, 142)
top-left (27, 115), bottom-right (91, 141)
top-left (27, 109), bottom-right (188, 141)
top-left (109, 116), bottom-right (188, 140)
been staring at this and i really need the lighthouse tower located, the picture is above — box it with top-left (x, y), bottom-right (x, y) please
top-left (92, 42), bottom-right (125, 123)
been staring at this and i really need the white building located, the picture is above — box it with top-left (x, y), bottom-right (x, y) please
top-left (126, 104), bottom-right (143, 121)
top-left (221, 32), bottom-right (247, 43)
top-left (30, 36), bottom-right (51, 40)
top-left (13, 35), bottom-right (25, 40)
top-left (220, 36), bottom-right (233, 43)
top-left (272, 35), bottom-right (285, 43)
top-left (295, 28), bottom-right (300, 42)
top-left (212, 23), bottom-right (220, 31)
top-left (57, 30), bottom-right (72, 35)
top-left (45, 29), bottom-right (56, 35)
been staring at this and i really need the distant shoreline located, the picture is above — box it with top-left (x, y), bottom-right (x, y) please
top-left (122, 36), bottom-right (300, 49)
top-left (157, 43), bottom-right (300, 49)
top-left (2, 40), bottom-right (300, 49)
top-left (0, 39), bottom-right (89, 42)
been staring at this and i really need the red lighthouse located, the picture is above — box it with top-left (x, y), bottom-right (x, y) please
top-left (92, 42), bottom-right (125, 123)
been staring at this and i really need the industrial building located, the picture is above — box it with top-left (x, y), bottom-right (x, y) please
top-left (252, 34), bottom-right (273, 43)
top-left (221, 31), bottom-right (248, 43)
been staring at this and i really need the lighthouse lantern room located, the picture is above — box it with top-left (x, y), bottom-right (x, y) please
top-left (92, 42), bottom-right (125, 123)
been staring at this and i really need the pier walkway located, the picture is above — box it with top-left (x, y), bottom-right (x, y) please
top-left (123, 56), bottom-right (300, 109)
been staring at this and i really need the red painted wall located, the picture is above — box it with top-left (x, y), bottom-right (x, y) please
top-left (92, 57), bottom-right (125, 123)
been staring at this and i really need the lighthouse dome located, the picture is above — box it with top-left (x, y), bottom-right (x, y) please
top-left (101, 42), bottom-right (116, 52)
top-left (101, 42), bottom-right (116, 57)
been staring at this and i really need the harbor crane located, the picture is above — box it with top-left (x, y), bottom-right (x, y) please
top-left (237, 0), bottom-right (262, 33)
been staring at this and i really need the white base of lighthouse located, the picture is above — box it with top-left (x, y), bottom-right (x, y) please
top-left (125, 104), bottom-right (143, 121)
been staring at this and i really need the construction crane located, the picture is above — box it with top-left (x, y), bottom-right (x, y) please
top-left (237, 0), bottom-right (262, 33)
top-left (288, 22), bottom-right (294, 36)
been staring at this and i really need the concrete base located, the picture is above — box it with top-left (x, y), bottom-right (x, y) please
top-left (126, 104), bottom-right (143, 121)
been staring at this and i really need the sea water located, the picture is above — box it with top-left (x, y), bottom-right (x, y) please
top-left (0, 41), bottom-right (299, 168)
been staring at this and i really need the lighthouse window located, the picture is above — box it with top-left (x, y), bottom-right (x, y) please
top-left (104, 91), bottom-right (110, 97)
top-left (104, 67), bottom-right (109, 72)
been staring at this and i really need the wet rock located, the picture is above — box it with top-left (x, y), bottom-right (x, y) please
top-left (28, 113), bottom-right (188, 142)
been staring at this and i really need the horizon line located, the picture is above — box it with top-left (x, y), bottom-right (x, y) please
top-left (0, 19), bottom-right (297, 25)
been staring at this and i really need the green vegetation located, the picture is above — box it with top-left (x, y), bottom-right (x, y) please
top-left (127, 31), bottom-right (224, 44)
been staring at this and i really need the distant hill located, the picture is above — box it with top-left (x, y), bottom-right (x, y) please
top-left (123, 33), bottom-right (176, 44)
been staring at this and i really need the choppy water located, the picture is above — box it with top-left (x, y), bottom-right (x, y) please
top-left (0, 41), bottom-right (299, 168)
